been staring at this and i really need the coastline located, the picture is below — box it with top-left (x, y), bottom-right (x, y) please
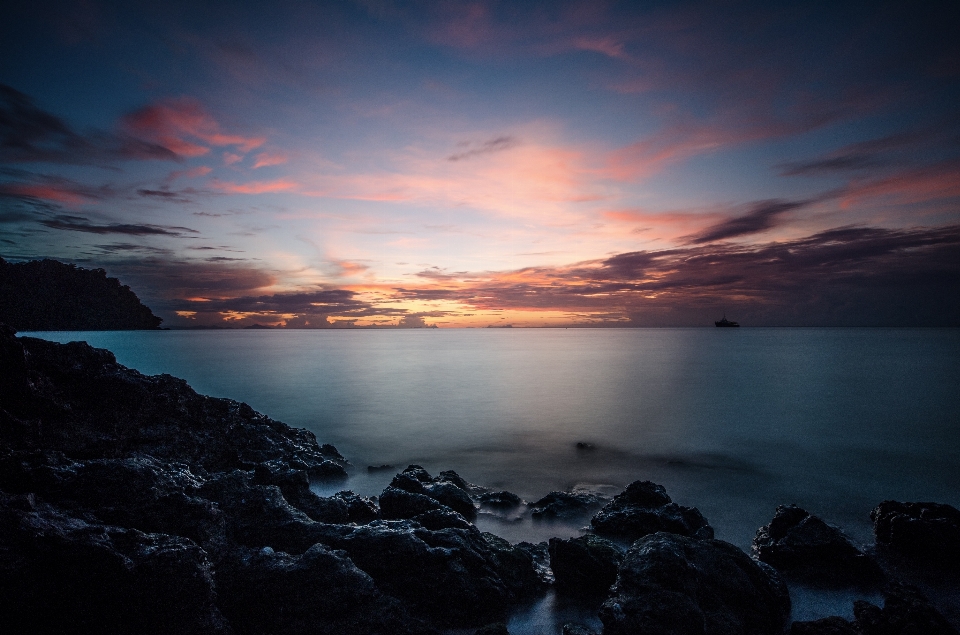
top-left (2, 327), bottom-right (958, 634)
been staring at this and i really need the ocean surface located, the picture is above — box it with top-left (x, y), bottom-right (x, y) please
top-left (22, 327), bottom-right (960, 627)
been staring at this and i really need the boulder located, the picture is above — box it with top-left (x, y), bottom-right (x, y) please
top-left (754, 504), bottom-right (884, 584)
top-left (872, 501), bottom-right (960, 564)
top-left (478, 490), bottom-right (523, 509)
top-left (379, 485), bottom-right (445, 519)
top-left (599, 532), bottom-right (790, 635)
top-left (253, 459), bottom-right (349, 523)
top-left (0, 491), bottom-right (228, 635)
top-left (549, 534), bottom-right (623, 596)
top-left (530, 491), bottom-right (606, 520)
top-left (591, 480), bottom-right (713, 541)
top-left (389, 466), bottom-right (477, 519)
top-left (853, 583), bottom-right (958, 635)
top-left (331, 490), bottom-right (380, 524)
top-left (216, 543), bottom-right (434, 635)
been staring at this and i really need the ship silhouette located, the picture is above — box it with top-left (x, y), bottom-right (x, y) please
top-left (715, 315), bottom-right (739, 327)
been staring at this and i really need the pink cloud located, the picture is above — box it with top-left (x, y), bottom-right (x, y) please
top-left (121, 98), bottom-right (265, 159)
top-left (223, 152), bottom-right (243, 165)
top-left (0, 183), bottom-right (89, 206)
top-left (212, 178), bottom-right (299, 194)
top-left (252, 151), bottom-right (289, 169)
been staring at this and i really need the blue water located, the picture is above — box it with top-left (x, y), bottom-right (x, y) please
top-left (22, 328), bottom-right (960, 627)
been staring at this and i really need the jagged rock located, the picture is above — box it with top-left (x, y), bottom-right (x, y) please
top-left (1, 332), bottom-right (346, 479)
top-left (331, 490), bottom-right (380, 524)
top-left (478, 490), bottom-right (522, 509)
top-left (253, 459), bottom-right (349, 523)
top-left (0, 491), bottom-right (228, 634)
top-left (548, 534), bottom-right (623, 596)
top-left (482, 533), bottom-right (550, 598)
top-left (872, 501), bottom-right (960, 564)
top-left (317, 520), bottom-right (543, 627)
top-left (413, 507), bottom-right (475, 531)
top-left (216, 543), bottom-right (434, 635)
top-left (754, 504), bottom-right (884, 584)
top-left (790, 616), bottom-right (859, 634)
top-left (379, 485), bottom-right (445, 519)
top-left (590, 480), bottom-right (713, 541)
top-left (599, 532), bottom-right (790, 635)
top-left (389, 466), bottom-right (477, 519)
top-left (530, 491), bottom-right (606, 520)
top-left (853, 583), bottom-right (958, 635)
top-left (199, 470), bottom-right (329, 554)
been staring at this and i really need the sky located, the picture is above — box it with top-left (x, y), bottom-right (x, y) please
top-left (2, 0), bottom-right (959, 327)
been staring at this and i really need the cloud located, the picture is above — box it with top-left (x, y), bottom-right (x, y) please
top-left (120, 97), bottom-right (265, 159)
top-left (447, 136), bottom-right (520, 161)
top-left (211, 177), bottom-right (299, 194)
top-left (1, 84), bottom-right (178, 164)
top-left (38, 214), bottom-right (199, 236)
top-left (252, 151), bottom-right (288, 168)
top-left (683, 199), bottom-right (809, 244)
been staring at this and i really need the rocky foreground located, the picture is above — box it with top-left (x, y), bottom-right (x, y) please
top-left (1, 326), bottom-right (958, 634)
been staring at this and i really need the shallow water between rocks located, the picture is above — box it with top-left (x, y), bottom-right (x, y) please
top-left (25, 328), bottom-right (960, 631)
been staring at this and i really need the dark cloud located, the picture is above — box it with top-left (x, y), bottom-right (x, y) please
top-left (447, 136), bottom-right (519, 161)
top-left (0, 84), bottom-right (178, 165)
top-left (777, 130), bottom-right (938, 176)
top-left (684, 199), bottom-right (809, 244)
top-left (39, 215), bottom-right (199, 236)
top-left (391, 224), bottom-right (960, 326)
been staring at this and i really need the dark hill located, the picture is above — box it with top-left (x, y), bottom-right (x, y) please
top-left (0, 258), bottom-right (161, 330)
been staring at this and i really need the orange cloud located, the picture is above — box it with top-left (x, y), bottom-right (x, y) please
top-left (211, 178), bottom-right (299, 194)
top-left (252, 151), bottom-right (289, 168)
top-left (0, 183), bottom-right (89, 205)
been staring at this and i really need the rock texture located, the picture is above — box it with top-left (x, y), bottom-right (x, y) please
top-left (590, 480), bottom-right (714, 541)
top-left (754, 504), bottom-right (884, 585)
top-left (548, 534), bottom-right (623, 596)
top-left (872, 501), bottom-right (960, 565)
top-left (599, 532), bottom-right (791, 635)
top-left (529, 490), bottom-right (606, 520)
top-left (854, 583), bottom-right (959, 635)
top-left (0, 328), bottom-right (545, 633)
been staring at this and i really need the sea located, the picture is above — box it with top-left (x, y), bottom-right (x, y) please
top-left (21, 327), bottom-right (960, 630)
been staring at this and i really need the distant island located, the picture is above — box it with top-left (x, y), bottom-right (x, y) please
top-left (0, 258), bottom-right (162, 330)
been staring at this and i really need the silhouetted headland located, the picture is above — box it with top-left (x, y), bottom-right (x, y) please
top-left (0, 258), bottom-right (162, 330)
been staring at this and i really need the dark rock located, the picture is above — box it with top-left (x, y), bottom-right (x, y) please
top-left (854, 583), bottom-right (959, 635)
top-left (530, 490), bottom-right (606, 520)
top-left (482, 533), bottom-right (550, 599)
top-left (438, 469), bottom-right (471, 491)
top-left (199, 470), bottom-right (330, 554)
top-left (549, 534), bottom-right (623, 596)
top-left (331, 490), bottom-right (380, 524)
top-left (754, 504), bottom-right (884, 585)
top-left (367, 464), bottom-right (394, 472)
top-left (379, 485), bottom-right (445, 519)
top-left (388, 466), bottom-right (477, 519)
top-left (253, 459), bottom-right (349, 523)
top-left (872, 501), bottom-right (960, 564)
top-left (0, 491), bottom-right (228, 634)
top-left (478, 490), bottom-right (522, 509)
top-left (427, 481), bottom-right (477, 519)
top-left (216, 543), bottom-right (434, 635)
top-left (599, 532), bottom-right (791, 635)
top-left (413, 507), bottom-right (475, 531)
top-left (790, 616), bottom-right (859, 634)
top-left (320, 520), bottom-right (543, 627)
top-left (575, 442), bottom-right (595, 450)
top-left (474, 623), bottom-right (510, 635)
top-left (563, 625), bottom-right (599, 635)
top-left (590, 480), bottom-right (713, 541)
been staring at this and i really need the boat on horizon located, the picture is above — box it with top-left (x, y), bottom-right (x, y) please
top-left (715, 315), bottom-right (740, 327)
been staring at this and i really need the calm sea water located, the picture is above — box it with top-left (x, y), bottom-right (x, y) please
top-left (22, 328), bottom-right (960, 625)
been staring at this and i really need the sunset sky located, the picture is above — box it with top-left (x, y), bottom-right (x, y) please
top-left (2, 0), bottom-right (958, 327)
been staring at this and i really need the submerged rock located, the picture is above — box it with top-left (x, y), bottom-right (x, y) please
top-left (853, 583), bottom-right (958, 635)
top-left (590, 480), bottom-right (713, 541)
top-left (599, 532), bottom-right (790, 635)
top-left (872, 501), bottom-right (960, 565)
top-left (754, 504), bottom-right (884, 585)
top-left (529, 490), bottom-right (606, 520)
top-left (548, 534), bottom-right (623, 597)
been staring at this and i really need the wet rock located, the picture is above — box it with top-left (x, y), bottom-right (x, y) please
top-left (599, 532), bottom-right (790, 635)
top-left (367, 464), bottom-right (394, 472)
top-left (530, 491), bottom-right (606, 520)
top-left (548, 534), bottom-right (623, 596)
top-left (474, 622), bottom-right (510, 635)
top-left (331, 490), bottom-right (380, 524)
top-left (0, 491), bottom-right (229, 635)
top-left (390, 466), bottom-right (477, 519)
top-left (590, 480), bottom-right (713, 541)
top-left (853, 583), bottom-right (959, 635)
top-left (216, 543), bottom-right (433, 635)
top-left (413, 507), bottom-right (475, 531)
top-left (253, 459), bottom-right (349, 523)
top-left (790, 616), bottom-right (859, 634)
top-left (478, 490), bottom-right (523, 509)
top-left (379, 485), bottom-right (445, 519)
top-left (754, 504), bottom-right (884, 585)
top-left (482, 533), bottom-right (550, 598)
top-left (319, 520), bottom-right (543, 627)
top-left (438, 469), bottom-right (471, 491)
top-left (199, 470), bottom-right (329, 554)
top-left (872, 501), bottom-right (960, 564)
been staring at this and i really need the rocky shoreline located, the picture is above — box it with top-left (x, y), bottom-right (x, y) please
top-left (1, 326), bottom-right (958, 634)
